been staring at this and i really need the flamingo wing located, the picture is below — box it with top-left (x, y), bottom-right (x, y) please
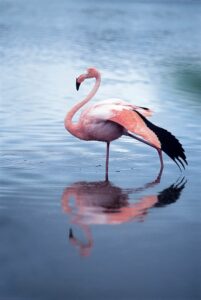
top-left (109, 108), bottom-right (187, 169)
top-left (110, 108), bottom-right (161, 148)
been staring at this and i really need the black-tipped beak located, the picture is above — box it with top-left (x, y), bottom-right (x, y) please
top-left (76, 79), bottom-right (81, 91)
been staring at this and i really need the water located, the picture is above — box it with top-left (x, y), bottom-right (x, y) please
top-left (1, 0), bottom-right (201, 299)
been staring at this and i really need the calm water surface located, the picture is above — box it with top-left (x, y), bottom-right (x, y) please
top-left (1, 0), bottom-right (201, 299)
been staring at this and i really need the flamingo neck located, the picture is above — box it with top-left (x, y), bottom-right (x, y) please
top-left (65, 74), bottom-right (101, 139)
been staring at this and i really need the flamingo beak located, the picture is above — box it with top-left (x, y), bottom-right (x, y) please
top-left (76, 78), bottom-right (81, 91)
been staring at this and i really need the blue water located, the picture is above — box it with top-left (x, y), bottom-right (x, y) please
top-left (1, 0), bottom-right (201, 299)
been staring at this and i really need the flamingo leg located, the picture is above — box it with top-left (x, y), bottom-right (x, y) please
top-left (126, 132), bottom-right (164, 177)
top-left (105, 142), bottom-right (110, 181)
top-left (157, 148), bottom-right (164, 178)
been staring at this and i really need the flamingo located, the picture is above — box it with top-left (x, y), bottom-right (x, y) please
top-left (65, 67), bottom-right (187, 180)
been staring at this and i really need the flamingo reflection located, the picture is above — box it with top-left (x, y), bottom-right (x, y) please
top-left (62, 177), bottom-right (186, 256)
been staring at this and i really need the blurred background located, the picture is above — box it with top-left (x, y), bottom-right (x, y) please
top-left (0, 0), bottom-right (201, 299)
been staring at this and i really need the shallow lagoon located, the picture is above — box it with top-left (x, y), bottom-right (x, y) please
top-left (1, 0), bottom-right (201, 299)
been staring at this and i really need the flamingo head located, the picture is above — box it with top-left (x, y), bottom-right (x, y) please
top-left (76, 67), bottom-right (99, 90)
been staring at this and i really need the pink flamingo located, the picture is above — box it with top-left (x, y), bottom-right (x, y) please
top-left (65, 67), bottom-right (187, 180)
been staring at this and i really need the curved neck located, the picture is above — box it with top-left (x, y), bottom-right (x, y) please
top-left (65, 73), bottom-right (101, 138)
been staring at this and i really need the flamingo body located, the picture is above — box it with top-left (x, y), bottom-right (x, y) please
top-left (76, 98), bottom-right (152, 142)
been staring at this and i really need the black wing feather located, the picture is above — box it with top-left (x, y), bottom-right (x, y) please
top-left (134, 111), bottom-right (188, 169)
